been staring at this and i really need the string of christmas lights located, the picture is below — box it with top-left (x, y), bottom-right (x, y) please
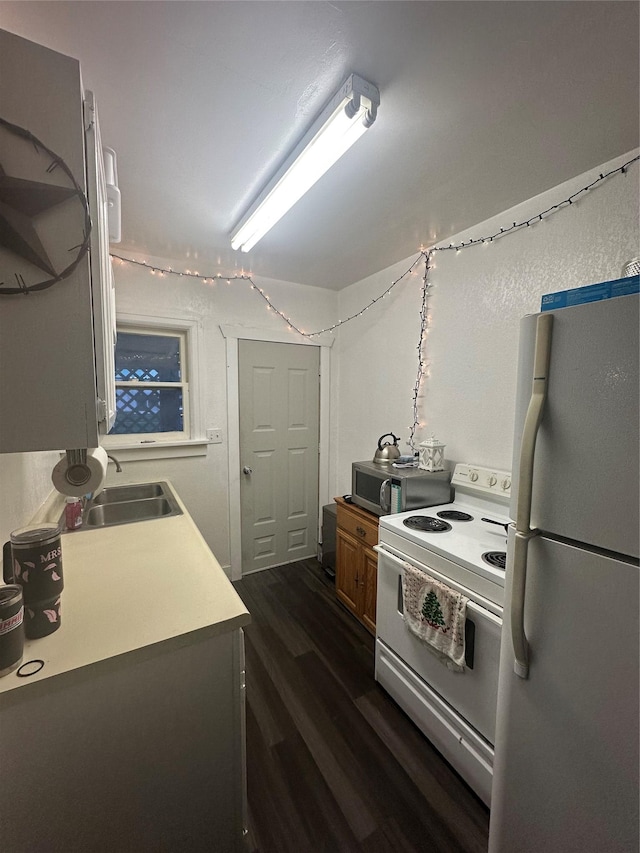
top-left (433, 154), bottom-right (639, 253)
top-left (246, 253), bottom-right (426, 336)
top-left (408, 250), bottom-right (434, 450)
top-left (406, 153), bottom-right (638, 447)
top-left (109, 254), bottom-right (250, 286)
top-left (111, 152), bottom-right (638, 446)
top-left (110, 251), bottom-right (425, 338)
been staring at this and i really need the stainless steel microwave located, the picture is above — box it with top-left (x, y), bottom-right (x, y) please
top-left (351, 460), bottom-right (453, 516)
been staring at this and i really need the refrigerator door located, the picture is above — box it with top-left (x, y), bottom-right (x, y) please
top-left (510, 293), bottom-right (639, 558)
top-left (489, 531), bottom-right (639, 853)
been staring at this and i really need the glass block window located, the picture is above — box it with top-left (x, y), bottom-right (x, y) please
top-left (109, 329), bottom-right (189, 440)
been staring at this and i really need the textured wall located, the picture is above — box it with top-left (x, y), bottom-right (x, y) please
top-left (0, 451), bottom-right (61, 543)
top-left (334, 149), bottom-right (639, 494)
top-left (2, 150), bottom-right (637, 564)
top-left (106, 257), bottom-right (337, 570)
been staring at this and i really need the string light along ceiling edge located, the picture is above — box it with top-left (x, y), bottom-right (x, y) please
top-left (230, 73), bottom-right (380, 253)
top-left (113, 154), bottom-right (639, 449)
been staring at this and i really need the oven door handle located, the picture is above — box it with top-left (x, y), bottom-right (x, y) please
top-left (374, 546), bottom-right (502, 627)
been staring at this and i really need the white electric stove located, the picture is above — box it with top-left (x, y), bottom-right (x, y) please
top-left (374, 463), bottom-right (511, 806)
top-left (378, 463), bottom-right (511, 605)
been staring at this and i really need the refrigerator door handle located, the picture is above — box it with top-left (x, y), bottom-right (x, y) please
top-left (512, 313), bottom-right (553, 679)
top-left (515, 313), bottom-right (553, 534)
top-left (511, 528), bottom-right (538, 678)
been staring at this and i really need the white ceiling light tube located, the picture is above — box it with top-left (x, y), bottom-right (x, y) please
top-left (230, 74), bottom-right (380, 253)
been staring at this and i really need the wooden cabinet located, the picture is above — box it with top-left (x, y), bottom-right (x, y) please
top-left (335, 497), bottom-right (379, 634)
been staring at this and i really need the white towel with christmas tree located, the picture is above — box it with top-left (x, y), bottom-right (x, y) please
top-left (402, 563), bottom-right (468, 672)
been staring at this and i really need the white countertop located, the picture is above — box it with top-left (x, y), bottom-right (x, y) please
top-left (0, 482), bottom-right (250, 695)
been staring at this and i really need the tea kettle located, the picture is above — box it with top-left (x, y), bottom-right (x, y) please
top-left (373, 433), bottom-right (401, 464)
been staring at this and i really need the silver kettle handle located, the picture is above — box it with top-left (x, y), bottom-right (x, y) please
top-left (378, 432), bottom-right (399, 450)
top-left (380, 478), bottom-right (391, 513)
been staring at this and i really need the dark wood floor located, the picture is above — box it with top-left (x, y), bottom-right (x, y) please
top-left (233, 558), bottom-right (489, 853)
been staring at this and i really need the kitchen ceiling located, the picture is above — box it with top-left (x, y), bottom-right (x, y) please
top-left (0, 1), bottom-right (638, 290)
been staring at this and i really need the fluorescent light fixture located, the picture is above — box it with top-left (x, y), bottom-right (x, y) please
top-left (231, 74), bottom-right (380, 252)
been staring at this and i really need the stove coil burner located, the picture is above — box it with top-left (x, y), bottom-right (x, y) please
top-left (403, 516), bottom-right (452, 533)
top-left (437, 510), bottom-right (474, 522)
top-left (482, 551), bottom-right (507, 570)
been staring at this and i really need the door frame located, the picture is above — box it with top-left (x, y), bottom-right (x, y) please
top-left (220, 325), bottom-right (334, 581)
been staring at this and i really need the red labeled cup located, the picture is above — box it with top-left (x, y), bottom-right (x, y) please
top-left (0, 585), bottom-right (24, 675)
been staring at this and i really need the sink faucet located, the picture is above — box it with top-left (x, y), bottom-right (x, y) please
top-left (107, 454), bottom-right (123, 473)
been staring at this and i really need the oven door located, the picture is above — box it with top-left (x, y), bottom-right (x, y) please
top-left (375, 545), bottom-right (502, 746)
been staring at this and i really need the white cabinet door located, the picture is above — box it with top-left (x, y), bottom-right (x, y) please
top-left (0, 32), bottom-right (114, 452)
top-left (84, 90), bottom-right (117, 433)
top-left (0, 630), bottom-right (247, 851)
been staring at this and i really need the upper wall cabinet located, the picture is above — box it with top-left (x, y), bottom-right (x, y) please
top-left (0, 29), bottom-right (116, 453)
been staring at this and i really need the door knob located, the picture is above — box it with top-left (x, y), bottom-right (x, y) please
top-left (243, 466), bottom-right (252, 475)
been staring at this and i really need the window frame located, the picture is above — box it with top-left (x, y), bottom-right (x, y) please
top-left (102, 313), bottom-right (205, 456)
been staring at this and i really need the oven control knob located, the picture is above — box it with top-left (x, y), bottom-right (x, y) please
top-left (488, 474), bottom-right (497, 486)
top-left (501, 477), bottom-right (511, 491)
top-left (469, 470), bottom-right (479, 482)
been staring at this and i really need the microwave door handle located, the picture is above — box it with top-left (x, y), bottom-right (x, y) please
top-left (380, 478), bottom-right (391, 514)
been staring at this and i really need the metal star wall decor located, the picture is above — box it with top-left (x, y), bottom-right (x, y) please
top-left (0, 162), bottom-right (78, 276)
top-left (0, 116), bottom-right (91, 295)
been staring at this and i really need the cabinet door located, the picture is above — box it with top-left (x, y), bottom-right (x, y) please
top-left (361, 545), bottom-right (378, 634)
top-left (336, 528), bottom-right (360, 615)
top-left (0, 32), bottom-right (101, 452)
top-left (85, 91), bottom-right (117, 433)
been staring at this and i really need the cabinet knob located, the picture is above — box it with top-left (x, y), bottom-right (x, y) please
top-left (356, 526), bottom-right (366, 537)
top-left (243, 466), bottom-right (252, 475)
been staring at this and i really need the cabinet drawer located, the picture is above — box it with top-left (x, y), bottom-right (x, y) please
top-left (337, 505), bottom-right (378, 548)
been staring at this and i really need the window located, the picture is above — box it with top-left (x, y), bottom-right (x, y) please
top-left (105, 315), bottom-right (199, 458)
top-left (108, 324), bottom-right (193, 444)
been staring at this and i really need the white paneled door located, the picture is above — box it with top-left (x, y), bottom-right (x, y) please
top-left (239, 340), bottom-right (320, 574)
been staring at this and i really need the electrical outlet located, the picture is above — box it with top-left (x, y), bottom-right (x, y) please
top-left (206, 428), bottom-right (223, 444)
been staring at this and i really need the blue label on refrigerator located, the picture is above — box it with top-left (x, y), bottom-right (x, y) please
top-left (541, 274), bottom-right (639, 311)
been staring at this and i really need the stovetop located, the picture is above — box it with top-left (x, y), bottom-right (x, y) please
top-left (378, 463), bottom-right (511, 589)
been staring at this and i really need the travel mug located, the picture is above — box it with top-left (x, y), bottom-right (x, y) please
top-left (0, 584), bottom-right (24, 676)
top-left (4, 524), bottom-right (64, 639)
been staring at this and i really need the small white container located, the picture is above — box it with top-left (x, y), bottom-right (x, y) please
top-left (418, 436), bottom-right (446, 472)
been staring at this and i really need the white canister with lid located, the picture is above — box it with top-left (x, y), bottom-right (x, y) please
top-left (418, 435), bottom-right (446, 472)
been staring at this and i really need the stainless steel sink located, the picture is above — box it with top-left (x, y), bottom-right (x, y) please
top-left (91, 483), bottom-right (165, 505)
top-left (83, 481), bottom-right (182, 529)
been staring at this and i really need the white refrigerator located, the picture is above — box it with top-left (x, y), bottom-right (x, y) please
top-left (489, 292), bottom-right (639, 853)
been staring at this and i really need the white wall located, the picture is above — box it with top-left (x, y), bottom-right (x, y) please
top-left (1, 150), bottom-right (636, 565)
top-left (334, 150), bottom-right (639, 494)
top-left (107, 255), bottom-right (337, 571)
top-left (0, 451), bottom-right (61, 543)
